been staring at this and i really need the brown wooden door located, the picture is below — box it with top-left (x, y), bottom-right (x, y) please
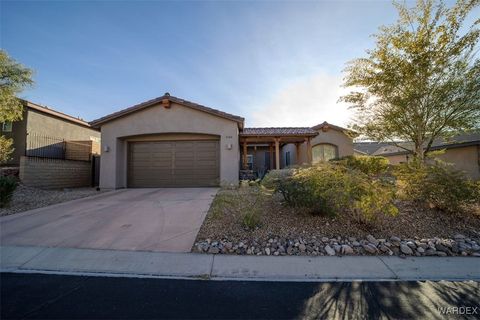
top-left (128, 140), bottom-right (219, 187)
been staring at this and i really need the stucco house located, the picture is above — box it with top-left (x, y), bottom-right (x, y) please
top-left (1, 100), bottom-right (100, 167)
top-left (354, 132), bottom-right (480, 180)
top-left (90, 93), bottom-right (354, 189)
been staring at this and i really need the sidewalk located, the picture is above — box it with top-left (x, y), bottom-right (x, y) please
top-left (1, 245), bottom-right (479, 281)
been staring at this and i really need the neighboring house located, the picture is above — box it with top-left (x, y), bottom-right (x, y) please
top-left (90, 93), bottom-right (354, 189)
top-left (354, 142), bottom-right (391, 156)
top-left (354, 132), bottom-right (480, 180)
top-left (0, 100), bottom-right (101, 166)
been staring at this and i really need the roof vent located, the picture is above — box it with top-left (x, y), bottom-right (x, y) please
top-left (161, 98), bottom-right (171, 109)
top-left (164, 92), bottom-right (170, 96)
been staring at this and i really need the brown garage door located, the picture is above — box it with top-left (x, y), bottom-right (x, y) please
top-left (128, 140), bottom-right (220, 187)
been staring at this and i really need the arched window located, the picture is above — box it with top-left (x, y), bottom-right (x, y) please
top-left (312, 144), bottom-right (338, 163)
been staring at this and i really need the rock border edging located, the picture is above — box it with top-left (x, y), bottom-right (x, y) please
top-left (194, 234), bottom-right (480, 257)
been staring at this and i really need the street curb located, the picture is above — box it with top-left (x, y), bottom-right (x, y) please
top-left (2, 268), bottom-right (480, 283)
top-left (1, 245), bottom-right (479, 282)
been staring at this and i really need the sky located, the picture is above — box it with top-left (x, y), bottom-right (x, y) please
top-left (1, 0), bottom-right (475, 128)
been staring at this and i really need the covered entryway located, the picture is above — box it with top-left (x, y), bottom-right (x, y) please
top-left (239, 128), bottom-right (318, 173)
top-left (128, 140), bottom-right (220, 187)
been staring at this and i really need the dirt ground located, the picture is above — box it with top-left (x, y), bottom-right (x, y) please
top-left (0, 184), bottom-right (103, 216)
top-left (196, 187), bottom-right (480, 242)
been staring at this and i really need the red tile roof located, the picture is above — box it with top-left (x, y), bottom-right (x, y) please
top-left (240, 127), bottom-right (318, 136)
top-left (312, 121), bottom-right (354, 133)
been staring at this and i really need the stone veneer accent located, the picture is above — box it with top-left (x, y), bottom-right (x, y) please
top-left (20, 156), bottom-right (91, 189)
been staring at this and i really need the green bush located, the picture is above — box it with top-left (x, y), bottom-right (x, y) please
top-left (262, 163), bottom-right (398, 221)
top-left (0, 176), bottom-right (17, 208)
top-left (261, 168), bottom-right (296, 204)
top-left (334, 155), bottom-right (390, 176)
top-left (394, 160), bottom-right (480, 212)
top-left (209, 186), bottom-right (266, 230)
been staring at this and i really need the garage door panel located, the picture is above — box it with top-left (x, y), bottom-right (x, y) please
top-left (196, 146), bottom-right (217, 152)
top-left (175, 161), bottom-right (195, 168)
top-left (128, 140), bottom-right (219, 187)
top-left (133, 170), bottom-right (173, 177)
top-left (175, 151), bottom-right (195, 157)
top-left (197, 160), bottom-right (218, 166)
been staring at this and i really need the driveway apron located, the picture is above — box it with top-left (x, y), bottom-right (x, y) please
top-left (0, 188), bottom-right (218, 253)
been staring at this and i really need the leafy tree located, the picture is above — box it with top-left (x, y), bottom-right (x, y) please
top-left (342, 0), bottom-right (480, 160)
top-left (0, 50), bottom-right (34, 163)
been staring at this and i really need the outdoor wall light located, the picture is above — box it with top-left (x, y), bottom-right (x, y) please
top-left (104, 146), bottom-right (110, 152)
top-left (226, 143), bottom-right (232, 150)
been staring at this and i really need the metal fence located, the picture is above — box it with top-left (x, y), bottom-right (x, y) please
top-left (26, 133), bottom-right (66, 159)
top-left (25, 133), bottom-right (94, 161)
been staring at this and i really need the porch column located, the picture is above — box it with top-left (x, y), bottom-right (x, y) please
top-left (306, 137), bottom-right (312, 164)
top-left (242, 141), bottom-right (248, 169)
top-left (269, 144), bottom-right (274, 169)
top-left (274, 138), bottom-right (280, 169)
top-left (295, 142), bottom-right (302, 165)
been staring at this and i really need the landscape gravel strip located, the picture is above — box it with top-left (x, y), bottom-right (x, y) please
top-left (0, 185), bottom-right (104, 216)
top-left (194, 188), bottom-right (480, 257)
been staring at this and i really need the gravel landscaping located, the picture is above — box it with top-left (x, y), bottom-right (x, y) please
top-left (0, 184), bottom-right (104, 216)
top-left (193, 187), bottom-right (480, 257)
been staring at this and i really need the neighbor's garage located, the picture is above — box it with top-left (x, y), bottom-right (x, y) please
top-left (128, 140), bottom-right (220, 187)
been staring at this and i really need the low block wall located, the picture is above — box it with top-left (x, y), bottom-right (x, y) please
top-left (20, 156), bottom-right (91, 189)
top-left (0, 167), bottom-right (20, 178)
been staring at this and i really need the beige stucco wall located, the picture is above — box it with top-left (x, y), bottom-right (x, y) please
top-left (384, 145), bottom-right (479, 180)
top-left (281, 128), bottom-right (354, 166)
top-left (436, 146), bottom-right (479, 180)
top-left (281, 143), bottom-right (298, 167)
top-left (384, 154), bottom-right (409, 165)
top-left (27, 109), bottom-right (100, 141)
top-left (99, 102), bottom-right (240, 189)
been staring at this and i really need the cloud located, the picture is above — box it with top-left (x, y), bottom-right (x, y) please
top-left (248, 73), bottom-right (353, 128)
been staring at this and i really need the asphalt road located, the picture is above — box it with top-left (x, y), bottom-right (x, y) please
top-left (1, 273), bottom-right (479, 319)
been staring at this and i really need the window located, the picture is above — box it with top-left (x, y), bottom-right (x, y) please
top-left (312, 144), bottom-right (338, 163)
top-left (2, 121), bottom-right (12, 132)
top-left (285, 151), bottom-right (291, 167)
top-left (247, 154), bottom-right (254, 170)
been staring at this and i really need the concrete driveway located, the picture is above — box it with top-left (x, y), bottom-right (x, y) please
top-left (0, 188), bottom-right (218, 253)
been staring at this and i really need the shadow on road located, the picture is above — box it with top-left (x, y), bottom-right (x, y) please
top-left (1, 273), bottom-right (478, 319)
top-left (300, 281), bottom-right (479, 319)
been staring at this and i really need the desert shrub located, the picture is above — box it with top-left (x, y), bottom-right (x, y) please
top-left (394, 160), bottom-right (480, 212)
top-left (334, 155), bottom-right (390, 176)
top-left (0, 136), bottom-right (14, 164)
top-left (242, 209), bottom-right (261, 230)
top-left (262, 163), bottom-right (398, 221)
top-left (209, 186), bottom-right (266, 229)
top-left (261, 168), bottom-right (296, 203)
top-left (0, 176), bottom-right (17, 208)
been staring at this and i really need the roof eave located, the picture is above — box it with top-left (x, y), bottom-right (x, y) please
top-left (90, 96), bottom-right (245, 129)
top-left (377, 140), bottom-right (480, 156)
top-left (22, 99), bottom-right (97, 130)
top-left (311, 121), bottom-right (357, 136)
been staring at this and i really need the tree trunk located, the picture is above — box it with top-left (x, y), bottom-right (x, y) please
top-left (414, 142), bottom-right (425, 162)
